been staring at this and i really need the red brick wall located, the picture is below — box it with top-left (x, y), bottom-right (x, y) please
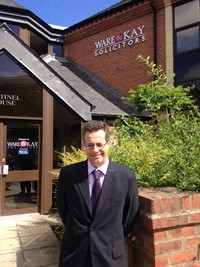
top-left (128, 188), bottom-right (200, 267)
top-left (64, 0), bottom-right (167, 96)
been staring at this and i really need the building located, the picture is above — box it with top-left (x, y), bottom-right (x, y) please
top-left (0, 0), bottom-right (199, 216)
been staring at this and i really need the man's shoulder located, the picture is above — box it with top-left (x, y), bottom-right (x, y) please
top-left (61, 160), bottom-right (87, 172)
top-left (109, 160), bottom-right (134, 174)
top-left (109, 161), bottom-right (137, 186)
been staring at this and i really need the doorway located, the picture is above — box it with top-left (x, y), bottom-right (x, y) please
top-left (0, 122), bottom-right (40, 216)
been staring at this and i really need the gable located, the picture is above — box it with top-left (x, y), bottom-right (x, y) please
top-left (0, 23), bottom-right (92, 121)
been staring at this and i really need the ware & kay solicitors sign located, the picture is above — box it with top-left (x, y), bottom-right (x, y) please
top-left (95, 25), bottom-right (145, 56)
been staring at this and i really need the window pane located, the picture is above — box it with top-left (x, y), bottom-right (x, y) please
top-left (5, 125), bottom-right (39, 210)
top-left (30, 30), bottom-right (48, 56)
top-left (175, 0), bottom-right (200, 29)
top-left (5, 181), bottom-right (38, 209)
top-left (175, 51), bottom-right (200, 83)
top-left (177, 26), bottom-right (199, 53)
top-left (0, 21), bottom-right (20, 36)
top-left (53, 44), bottom-right (63, 57)
top-left (53, 98), bottom-right (80, 168)
top-left (7, 126), bottom-right (39, 170)
top-left (0, 53), bottom-right (42, 117)
top-left (7, 23), bottom-right (20, 36)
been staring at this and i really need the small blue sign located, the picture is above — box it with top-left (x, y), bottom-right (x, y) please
top-left (18, 148), bottom-right (29, 155)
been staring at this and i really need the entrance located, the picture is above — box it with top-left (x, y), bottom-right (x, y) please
top-left (0, 122), bottom-right (40, 216)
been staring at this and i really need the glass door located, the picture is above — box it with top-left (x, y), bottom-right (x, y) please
top-left (0, 122), bottom-right (40, 216)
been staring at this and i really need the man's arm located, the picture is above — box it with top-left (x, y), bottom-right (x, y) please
top-left (123, 172), bottom-right (139, 236)
top-left (56, 168), bottom-right (67, 226)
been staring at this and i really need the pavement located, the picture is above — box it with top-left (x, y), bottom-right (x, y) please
top-left (0, 213), bottom-right (61, 267)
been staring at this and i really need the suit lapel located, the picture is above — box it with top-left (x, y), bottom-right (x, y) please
top-left (76, 161), bottom-right (92, 213)
top-left (94, 161), bottom-right (117, 216)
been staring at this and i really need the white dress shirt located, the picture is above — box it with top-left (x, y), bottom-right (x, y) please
top-left (87, 158), bottom-right (109, 196)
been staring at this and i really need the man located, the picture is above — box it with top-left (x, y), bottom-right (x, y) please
top-left (57, 120), bottom-right (139, 267)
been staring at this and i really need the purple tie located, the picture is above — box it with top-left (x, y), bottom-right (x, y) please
top-left (91, 170), bottom-right (102, 213)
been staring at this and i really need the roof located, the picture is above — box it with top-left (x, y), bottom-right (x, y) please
top-left (45, 56), bottom-right (134, 117)
top-left (0, 0), bottom-right (26, 9)
top-left (0, 0), bottom-right (137, 118)
top-left (0, 0), bottom-right (65, 35)
top-left (0, 23), bottom-right (134, 120)
top-left (65, 0), bottom-right (143, 31)
top-left (0, 23), bottom-right (92, 121)
top-left (0, 0), bottom-right (142, 32)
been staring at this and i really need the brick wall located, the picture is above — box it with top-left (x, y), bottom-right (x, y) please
top-left (128, 188), bottom-right (200, 267)
top-left (64, 0), bottom-right (167, 96)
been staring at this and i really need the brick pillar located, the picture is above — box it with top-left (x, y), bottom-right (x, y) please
top-left (128, 188), bottom-right (200, 267)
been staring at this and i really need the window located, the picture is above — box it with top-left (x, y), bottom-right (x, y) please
top-left (53, 98), bottom-right (80, 168)
top-left (52, 44), bottom-right (63, 57)
top-left (174, 0), bottom-right (200, 90)
top-left (174, 0), bottom-right (199, 28)
top-left (176, 27), bottom-right (199, 53)
top-left (30, 30), bottom-right (48, 56)
top-left (0, 21), bottom-right (20, 36)
top-left (7, 23), bottom-right (20, 36)
top-left (174, 51), bottom-right (200, 82)
top-left (0, 52), bottom-right (42, 117)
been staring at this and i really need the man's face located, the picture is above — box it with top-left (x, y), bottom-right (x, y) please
top-left (84, 129), bottom-right (110, 168)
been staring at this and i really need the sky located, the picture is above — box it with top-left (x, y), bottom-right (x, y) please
top-left (16, 0), bottom-right (120, 28)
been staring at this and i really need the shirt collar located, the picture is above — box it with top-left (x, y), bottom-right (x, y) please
top-left (88, 158), bottom-right (109, 176)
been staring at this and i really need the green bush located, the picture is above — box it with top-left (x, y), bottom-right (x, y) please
top-left (51, 146), bottom-right (86, 209)
top-left (109, 55), bottom-right (200, 192)
top-left (52, 146), bottom-right (86, 177)
top-left (110, 114), bottom-right (200, 192)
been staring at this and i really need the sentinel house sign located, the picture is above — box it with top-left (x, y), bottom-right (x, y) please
top-left (95, 25), bottom-right (145, 56)
top-left (0, 94), bottom-right (21, 106)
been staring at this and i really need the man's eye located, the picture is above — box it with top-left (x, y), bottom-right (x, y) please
top-left (88, 144), bottom-right (93, 148)
top-left (96, 143), bottom-right (103, 147)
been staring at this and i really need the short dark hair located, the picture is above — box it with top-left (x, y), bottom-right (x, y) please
top-left (82, 120), bottom-right (110, 141)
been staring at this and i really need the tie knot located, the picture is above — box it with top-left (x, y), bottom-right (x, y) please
top-left (93, 169), bottom-right (101, 180)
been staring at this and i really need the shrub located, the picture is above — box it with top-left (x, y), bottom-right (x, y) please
top-left (110, 114), bottom-right (200, 192)
top-left (110, 55), bottom-right (200, 192)
top-left (52, 146), bottom-right (86, 177)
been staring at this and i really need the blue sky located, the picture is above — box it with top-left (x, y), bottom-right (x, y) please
top-left (16, 0), bottom-right (120, 27)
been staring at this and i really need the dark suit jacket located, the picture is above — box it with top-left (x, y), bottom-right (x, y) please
top-left (56, 159), bottom-right (139, 267)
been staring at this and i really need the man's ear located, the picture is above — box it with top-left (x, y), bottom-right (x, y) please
top-left (107, 140), bottom-right (111, 146)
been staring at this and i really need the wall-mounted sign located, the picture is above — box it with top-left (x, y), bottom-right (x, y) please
top-left (94, 25), bottom-right (145, 56)
top-left (0, 94), bottom-right (21, 106)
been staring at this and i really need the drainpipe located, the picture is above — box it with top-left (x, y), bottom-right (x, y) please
top-left (150, 0), bottom-right (157, 66)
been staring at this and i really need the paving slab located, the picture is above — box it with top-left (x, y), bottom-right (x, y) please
top-left (21, 231), bottom-right (59, 250)
top-left (18, 224), bottom-right (51, 237)
top-left (0, 213), bottom-right (60, 267)
top-left (23, 246), bottom-right (60, 267)
top-left (0, 226), bottom-right (18, 239)
top-left (0, 237), bottom-right (21, 255)
top-left (0, 251), bottom-right (24, 267)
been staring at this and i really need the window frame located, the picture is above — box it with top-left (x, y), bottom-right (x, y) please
top-left (173, 0), bottom-right (200, 86)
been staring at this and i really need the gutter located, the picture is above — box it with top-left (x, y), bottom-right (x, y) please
top-left (150, 0), bottom-right (157, 66)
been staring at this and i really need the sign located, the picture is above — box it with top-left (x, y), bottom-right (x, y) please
top-left (94, 25), bottom-right (145, 56)
top-left (7, 138), bottom-right (38, 149)
top-left (18, 148), bottom-right (29, 155)
top-left (0, 94), bottom-right (21, 106)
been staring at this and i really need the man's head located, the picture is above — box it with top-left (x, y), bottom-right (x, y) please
top-left (82, 120), bottom-right (110, 168)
